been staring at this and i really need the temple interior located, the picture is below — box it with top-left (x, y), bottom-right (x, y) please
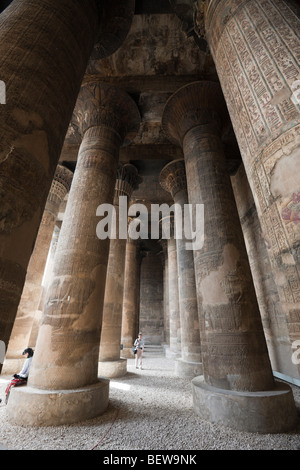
top-left (0, 0), bottom-right (300, 450)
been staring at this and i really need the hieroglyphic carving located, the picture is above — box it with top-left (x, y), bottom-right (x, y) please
top-left (159, 159), bottom-right (187, 199)
top-left (162, 80), bottom-right (275, 391)
top-left (205, 1), bottom-right (300, 367)
top-left (282, 193), bottom-right (300, 226)
top-left (0, 149), bottom-right (49, 232)
top-left (0, 259), bottom-right (27, 345)
top-left (73, 81), bottom-right (141, 143)
top-left (115, 163), bottom-right (141, 198)
top-left (206, 0), bottom-right (300, 166)
top-left (46, 165), bottom-right (73, 212)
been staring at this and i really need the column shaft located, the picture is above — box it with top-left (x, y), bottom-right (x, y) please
top-left (205, 0), bottom-right (300, 376)
top-left (29, 126), bottom-right (120, 390)
top-left (162, 81), bottom-right (297, 432)
top-left (121, 239), bottom-right (141, 358)
top-left (160, 160), bottom-right (202, 377)
top-left (174, 191), bottom-right (202, 365)
top-left (98, 202), bottom-right (128, 372)
top-left (0, 0), bottom-right (100, 371)
top-left (166, 232), bottom-right (181, 358)
top-left (184, 122), bottom-right (273, 390)
top-left (160, 241), bottom-right (170, 347)
top-left (28, 225), bottom-right (61, 352)
top-left (3, 165), bottom-right (72, 369)
top-left (231, 162), bottom-right (299, 380)
top-left (99, 164), bottom-right (140, 377)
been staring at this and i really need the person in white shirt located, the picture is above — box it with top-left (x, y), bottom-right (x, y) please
top-left (4, 348), bottom-right (34, 404)
top-left (134, 333), bottom-right (145, 370)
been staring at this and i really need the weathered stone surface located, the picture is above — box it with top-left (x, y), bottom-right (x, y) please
top-left (160, 240), bottom-right (170, 346)
top-left (231, 162), bottom-right (300, 381)
top-left (1, 0), bottom-right (299, 435)
top-left (139, 250), bottom-right (165, 345)
top-left (162, 79), bottom-right (298, 432)
top-left (3, 165), bottom-right (73, 372)
top-left (163, 81), bottom-right (275, 392)
top-left (121, 236), bottom-right (142, 358)
top-left (27, 84), bottom-right (140, 395)
top-left (160, 159), bottom-right (202, 376)
top-left (99, 163), bottom-right (140, 377)
top-left (89, 0), bottom-right (135, 62)
top-left (205, 0), bottom-right (300, 377)
top-left (192, 375), bottom-right (297, 434)
top-left (86, 12), bottom-right (215, 80)
top-left (160, 217), bottom-right (181, 357)
top-left (0, 0), bottom-right (101, 373)
top-left (7, 380), bottom-right (109, 426)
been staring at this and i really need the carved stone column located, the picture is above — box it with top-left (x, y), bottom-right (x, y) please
top-left (99, 163), bottom-right (141, 377)
top-left (161, 216), bottom-right (181, 359)
top-left (231, 162), bottom-right (300, 381)
top-left (7, 82), bottom-right (140, 426)
top-left (121, 233), bottom-right (141, 359)
top-left (159, 240), bottom-right (170, 349)
top-left (0, 0), bottom-right (101, 372)
top-left (204, 0), bottom-right (300, 378)
top-left (2, 165), bottom-right (73, 374)
top-left (28, 224), bottom-right (61, 352)
top-left (162, 81), bottom-right (297, 433)
top-left (160, 159), bottom-right (202, 378)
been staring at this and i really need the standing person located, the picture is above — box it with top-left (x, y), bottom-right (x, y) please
top-left (134, 333), bottom-right (145, 370)
top-left (4, 347), bottom-right (34, 404)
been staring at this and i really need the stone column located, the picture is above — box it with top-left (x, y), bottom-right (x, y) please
top-left (139, 249), bottom-right (165, 344)
top-left (160, 159), bottom-right (202, 378)
top-left (159, 240), bottom-right (170, 349)
top-left (28, 223), bottom-right (61, 351)
top-left (231, 162), bottom-right (300, 381)
top-left (121, 235), bottom-right (141, 359)
top-left (161, 216), bottom-right (181, 359)
top-left (99, 163), bottom-right (140, 377)
top-left (204, 0), bottom-right (300, 377)
top-left (0, 0), bottom-right (101, 371)
top-left (162, 80), bottom-right (297, 433)
top-left (2, 165), bottom-right (73, 374)
top-left (7, 82), bottom-right (140, 426)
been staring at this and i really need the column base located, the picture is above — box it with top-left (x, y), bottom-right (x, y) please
top-left (192, 375), bottom-right (298, 433)
top-left (6, 379), bottom-right (109, 426)
top-left (165, 347), bottom-right (181, 359)
top-left (2, 358), bottom-right (25, 375)
top-left (98, 358), bottom-right (127, 378)
top-left (175, 358), bottom-right (203, 378)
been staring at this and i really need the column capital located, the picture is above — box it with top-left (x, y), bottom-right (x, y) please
top-left (162, 81), bottom-right (228, 147)
top-left (91, 0), bottom-right (135, 61)
top-left (74, 81), bottom-right (140, 144)
top-left (159, 159), bottom-right (187, 199)
top-left (44, 164), bottom-right (73, 219)
top-left (53, 164), bottom-right (73, 193)
top-left (115, 163), bottom-right (142, 198)
top-left (205, 0), bottom-right (248, 58)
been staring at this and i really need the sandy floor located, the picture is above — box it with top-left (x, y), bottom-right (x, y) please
top-left (0, 354), bottom-right (299, 451)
